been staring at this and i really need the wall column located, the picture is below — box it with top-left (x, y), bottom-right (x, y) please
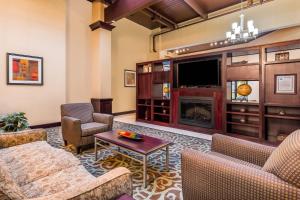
top-left (90, 1), bottom-right (114, 113)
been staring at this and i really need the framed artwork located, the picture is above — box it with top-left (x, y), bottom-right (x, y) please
top-left (124, 70), bottom-right (136, 87)
top-left (275, 52), bottom-right (289, 61)
top-left (275, 74), bottom-right (297, 94)
top-left (7, 53), bottom-right (43, 85)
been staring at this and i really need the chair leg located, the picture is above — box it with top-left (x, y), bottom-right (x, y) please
top-left (64, 140), bottom-right (68, 146)
top-left (76, 147), bottom-right (81, 154)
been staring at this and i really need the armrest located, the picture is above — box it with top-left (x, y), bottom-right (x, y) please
top-left (27, 167), bottom-right (132, 200)
top-left (61, 116), bottom-right (82, 144)
top-left (0, 129), bottom-right (47, 148)
top-left (93, 113), bottom-right (114, 130)
top-left (181, 149), bottom-right (299, 200)
top-left (211, 134), bottom-right (276, 167)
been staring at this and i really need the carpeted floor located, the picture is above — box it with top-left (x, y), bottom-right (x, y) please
top-left (46, 121), bottom-right (211, 200)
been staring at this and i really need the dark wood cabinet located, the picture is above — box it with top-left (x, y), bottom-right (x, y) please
top-left (136, 39), bottom-right (300, 143)
top-left (91, 98), bottom-right (113, 114)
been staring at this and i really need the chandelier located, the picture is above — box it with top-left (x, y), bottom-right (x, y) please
top-left (226, 1), bottom-right (258, 43)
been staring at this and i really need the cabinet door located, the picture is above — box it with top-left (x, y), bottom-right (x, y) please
top-left (137, 73), bottom-right (151, 99)
top-left (265, 62), bottom-right (300, 105)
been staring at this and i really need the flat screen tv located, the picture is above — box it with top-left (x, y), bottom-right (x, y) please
top-left (176, 59), bottom-right (221, 88)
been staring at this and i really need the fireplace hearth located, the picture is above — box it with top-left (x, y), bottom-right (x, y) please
top-left (179, 97), bottom-right (214, 128)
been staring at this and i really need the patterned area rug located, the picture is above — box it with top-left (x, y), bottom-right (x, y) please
top-left (46, 121), bottom-right (211, 200)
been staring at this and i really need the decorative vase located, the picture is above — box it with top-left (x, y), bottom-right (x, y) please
top-left (279, 110), bottom-right (286, 116)
top-left (240, 108), bottom-right (246, 113)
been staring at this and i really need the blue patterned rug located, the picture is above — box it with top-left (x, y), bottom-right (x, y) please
top-left (46, 121), bottom-right (211, 200)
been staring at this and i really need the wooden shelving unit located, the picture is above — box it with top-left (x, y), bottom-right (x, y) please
top-left (263, 41), bottom-right (300, 143)
top-left (225, 48), bottom-right (262, 140)
top-left (136, 61), bottom-right (172, 124)
top-left (136, 39), bottom-right (300, 144)
top-left (227, 62), bottom-right (260, 68)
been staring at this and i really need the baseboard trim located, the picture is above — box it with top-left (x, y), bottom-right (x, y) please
top-left (113, 110), bottom-right (136, 116)
top-left (30, 122), bottom-right (61, 129)
top-left (29, 111), bottom-right (135, 128)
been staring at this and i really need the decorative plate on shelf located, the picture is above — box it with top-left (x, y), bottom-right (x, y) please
top-left (118, 130), bottom-right (144, 141)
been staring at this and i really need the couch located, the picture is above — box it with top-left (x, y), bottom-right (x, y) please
top-left (181, 130), bottom-right (300, 200)
top-left (0, 129), bottom-right (132, 200)
top-left (61, 103), bottom-right (114, 153)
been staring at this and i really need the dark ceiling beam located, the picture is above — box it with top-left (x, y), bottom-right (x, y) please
top-left (104, 0), bottom-right (163, 22)
top-left (141, 10), bottom-right (174, 28)
top-left (152, 17), bottom-right (174, 28)
top-left (87, 0), bottom-right (115, 4)
top-left (183, 0), bottom-right (208, 19)
top-left (145, 8), bottom-right (177, 28)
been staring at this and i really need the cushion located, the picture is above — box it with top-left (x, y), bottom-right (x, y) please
top-left (21, 165), bottom-right (94, 198)
top-left (81, 122), bottom-right (109, 137)
top-left (0, 159), bottom-right (25, 200)
top-left (209, 151), bottom-right (262, 169)
top-left (0, 141), bottom-right (81, 186)
top-left (61, 103), bottom-right (94, 124)
top-left (263, 129), bottom-right (300, 187)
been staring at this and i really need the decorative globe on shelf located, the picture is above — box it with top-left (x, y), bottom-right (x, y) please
top-left (237, 84), bottom-right (252, 101)
top-left (163, 86), bottom-right (169, 94)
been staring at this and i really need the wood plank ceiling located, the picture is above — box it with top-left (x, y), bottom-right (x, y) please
top-left (124, 0), bottom-right (246, 30)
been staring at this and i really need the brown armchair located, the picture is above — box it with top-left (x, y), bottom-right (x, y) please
top-left (181, 130), bottom-right (300, 200)
top-left (61, 103), bottom-right (113, 153)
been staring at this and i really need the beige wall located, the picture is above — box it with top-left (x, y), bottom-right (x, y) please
top-left (157, 0), bottom-right (300, 51)
top-left (111, 19), bottom-right (152, 113)
top-left (66, 0), bottom-right (92, 103)
top-left (1, 0), bottom-right (298, 124)
top-left (0, 0), bottom-right (66, 125)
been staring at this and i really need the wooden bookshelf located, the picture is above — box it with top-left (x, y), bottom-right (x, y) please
top-left (136, 61), bottom-right (172, 124)
top-left (136, 39), bottom-right (300, 144)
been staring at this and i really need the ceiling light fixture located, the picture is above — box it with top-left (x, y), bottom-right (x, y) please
top-left (226, 0), bottom-right (258, 43)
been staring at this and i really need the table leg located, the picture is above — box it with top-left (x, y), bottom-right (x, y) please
top-left (94, 138), bottom-right (98, 161)
top-left (143, 155), bottom-right (147, 188)
top-left (166, 146), bottom-right (169, 171)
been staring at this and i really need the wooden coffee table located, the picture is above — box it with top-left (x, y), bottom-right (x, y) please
top-left (94, 130), bottom-right (173, 187)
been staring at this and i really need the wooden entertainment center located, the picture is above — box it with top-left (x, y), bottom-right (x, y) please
top-left (136, 40), bottom-right (300, 144)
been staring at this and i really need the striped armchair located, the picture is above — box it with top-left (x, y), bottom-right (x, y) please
top-left (181, 130), bottom-right (300, 200)
top-left (61, 103), bottom-right (114, 154)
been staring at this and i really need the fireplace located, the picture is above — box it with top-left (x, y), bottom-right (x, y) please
top-left (179, 97), bottom-right (214, 128)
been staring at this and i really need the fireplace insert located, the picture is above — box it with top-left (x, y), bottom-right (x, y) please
top-left (179, 97), bottom-right (214, 128)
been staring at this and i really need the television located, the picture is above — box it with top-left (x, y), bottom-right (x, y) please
top-left (175, 58), bottom-right (221, 88)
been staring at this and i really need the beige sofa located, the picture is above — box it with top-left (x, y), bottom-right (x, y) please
top-left (0, 129), bottom-right (132, 200)
top-left (181, 130), bottom-right (300, 200)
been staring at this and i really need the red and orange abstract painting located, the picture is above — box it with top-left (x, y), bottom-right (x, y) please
top-left (7, 53), bottom-right (43, 85)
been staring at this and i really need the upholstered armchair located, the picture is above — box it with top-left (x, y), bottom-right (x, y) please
top-left (181, 130), bottom-right (300, 200)
top-left (61, 103), bottom-right (113, 153)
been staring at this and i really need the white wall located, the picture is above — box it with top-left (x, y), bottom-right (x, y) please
top-left (0, 0), bottom-right (66, 125)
